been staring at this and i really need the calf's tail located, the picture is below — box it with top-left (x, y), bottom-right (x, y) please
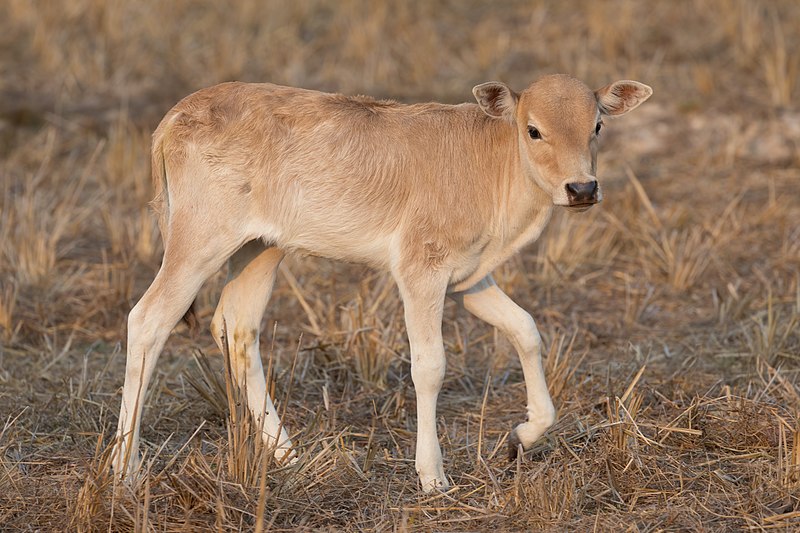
top-left (149, 113), bottom-right (199, 333)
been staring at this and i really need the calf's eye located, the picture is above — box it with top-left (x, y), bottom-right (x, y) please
top-left (528, 126), bottom-right (541, 140)
top-left (595, 122), bottom-right (603, 135)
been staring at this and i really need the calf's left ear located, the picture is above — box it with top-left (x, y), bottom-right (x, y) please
top-left (595, 80), bottom-right (653, 116)
top-left (473, 82), bottom-right (518, 121)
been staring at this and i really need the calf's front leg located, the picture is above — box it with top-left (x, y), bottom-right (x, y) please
top-left (395, 270), bottom-right (450, 492)
top-left (451, 275), bottom-right (556, 459)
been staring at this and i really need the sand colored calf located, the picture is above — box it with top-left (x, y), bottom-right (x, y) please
top-left (112, 74), bottom-right (652, 491)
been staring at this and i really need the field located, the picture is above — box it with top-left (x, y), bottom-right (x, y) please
top-left (1, 0), bottom-right (799, 530)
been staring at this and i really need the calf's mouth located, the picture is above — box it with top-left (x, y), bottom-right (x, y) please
top-left (565, 200), bottom-right (598, 213)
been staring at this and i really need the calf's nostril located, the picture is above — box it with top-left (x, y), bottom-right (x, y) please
top-left (566, 182), bottom-right (579, 197)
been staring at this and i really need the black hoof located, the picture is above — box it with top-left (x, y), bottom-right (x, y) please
top-left (507, 430), bottom-right (522, 462)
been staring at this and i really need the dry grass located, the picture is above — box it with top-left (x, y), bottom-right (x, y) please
top-left (1, 0), bottom-right (799, 530)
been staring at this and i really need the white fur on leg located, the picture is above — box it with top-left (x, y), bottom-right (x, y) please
top-left (453, 275), bottom-right (557, 459)
top-left (412, 351), bottom-right (448, 491)
top-left (242, 343), bottom-right (295, 462)
top-left (111, 429), bottom-right (142, 480)
top-left (211, 243), bottom-right (296, 464)
top-left (113, 298), bottom-right (175, 479)
top-left (113, 219), bottom-right (246, 480)
top-left (397, 270), bottom-right (450, 491)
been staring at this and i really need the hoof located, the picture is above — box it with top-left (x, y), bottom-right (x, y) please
top-left (418, 470), bottom-right (449, 492)
top-left (273, 443), bottom-right (299, 466)
top-left (508, 429), bottom-right (523, 462)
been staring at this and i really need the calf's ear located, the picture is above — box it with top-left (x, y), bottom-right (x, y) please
top-left (595, 80), bottom-right (653, 116)
top-left (473, 82), bottom-right (518, 121)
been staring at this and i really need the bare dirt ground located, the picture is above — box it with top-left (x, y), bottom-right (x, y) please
top-left (1, 1), bottom-right (798, 531)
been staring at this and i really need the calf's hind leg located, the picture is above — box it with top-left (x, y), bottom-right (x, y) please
top-left (113, 215), bottom-right (247, 478)
top-left (210, 240), bottom-right (294, 461)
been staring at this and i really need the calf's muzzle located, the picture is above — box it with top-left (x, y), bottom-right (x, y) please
top-left (565, 180), bottom-right (599, 206)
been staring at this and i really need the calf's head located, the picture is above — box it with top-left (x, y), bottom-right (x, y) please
top-left (474, 74), bottom-right (652, 211)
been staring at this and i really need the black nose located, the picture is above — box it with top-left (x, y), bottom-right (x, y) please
top-left (565, 180), bottom-right (598, 204)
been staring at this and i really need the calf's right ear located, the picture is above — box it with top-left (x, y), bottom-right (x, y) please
top-left (473, 82), bottom-right (518, 121)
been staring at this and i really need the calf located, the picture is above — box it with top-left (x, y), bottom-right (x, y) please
top-left (112, 74), bottom-right (652, 491)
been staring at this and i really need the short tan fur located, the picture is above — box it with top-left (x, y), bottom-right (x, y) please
top-left (114, 74), bottom-right (652, 491)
